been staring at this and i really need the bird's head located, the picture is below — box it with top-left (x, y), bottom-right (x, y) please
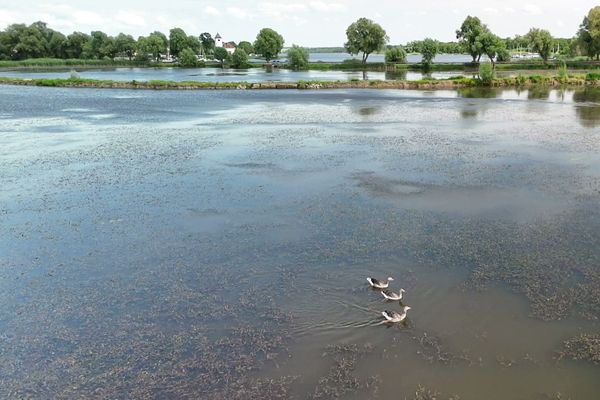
top-left (404, 306), bottom-right (411, 311)
top-left (400, 288), bottom-right (406, 293)
top-left (387, 277), bottom-right (394, 282)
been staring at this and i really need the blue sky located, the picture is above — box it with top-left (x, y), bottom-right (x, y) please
top-left (0, 0), bottom-right (597, 46)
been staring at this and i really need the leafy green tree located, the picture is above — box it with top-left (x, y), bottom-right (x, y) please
top-left (385, 46), bottom-right (407, 63)
top-left (48, 31), bottom-right (66, 58)
top-left (231, 48), bottom-right (249, 68)
top-left (101, 36), bottom-right (118, 60)
top-left (200, 32), bottom-right (215, 55)
top-left (169, 28), bottom-right (187, 58)
top-left (254, 28), bottom-right (284, 62)
top-left (578, 6), bottom-right (600, 60)
top-left (115, 33), bottom-right (136, 60)
top-left (287, 45), bottom-right (309, 69)
top-left (185, 36), bottom-right (202, 54)
top-left (179, 47), bottom-right (198, 67)
top-left (480, 31), bottom-right (506, 67)
top-left (478, 62), bottom-right (495, 85)
top-left (526, 28), bottom-right (554, 63)
top-left (88, 31), bottom-right (109, 58)
top-left (14, 25), bottom-right (47, 59)
top-left (456, 16), bottom-right (486, 62)
top-left (65, 32), bottom-right (90, 58)
top-left (214, 46), bottom-right (229, 67)
top-left (237, 41), bottom-right (254, 55)
top-left (421, 38), bottom-right (438, 67)
top-left (139, 32), bottom-right (168, 62)
top-left (344, 18), bottom-right (388, 64)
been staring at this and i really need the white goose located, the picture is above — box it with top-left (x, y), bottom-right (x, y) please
top-left (367, 277), bottom-right (394, 289)
top-left (381, 288), bottom-right (405, 301)
top-left (382, 306), bottom-right (411, 323)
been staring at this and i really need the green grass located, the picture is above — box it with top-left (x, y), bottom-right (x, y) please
top-left (0, 58), bottom-right (151, 68)
top-left (0, 73), bottom-right (596, 90)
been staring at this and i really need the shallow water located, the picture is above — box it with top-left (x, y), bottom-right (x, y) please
top-left (0, 66), bottom-right (466, 83)
top-left (1, 86), bottom-right (599, 399)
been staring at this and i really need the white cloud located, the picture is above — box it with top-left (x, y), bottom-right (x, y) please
top-left (115, 11), bottom-right (146, 27)
top-left (522, 4), bottom-right (542, 15)
top-left (227, 6), bottom-right (249, 19)
top-left (72, 10), bottom-right (103, 25)
top-left (309, 2), bottom-right (346, 12)
top-left (483, 7), bottom-right (500, 16)
top-left (205, 5), bottom-right (220, 16)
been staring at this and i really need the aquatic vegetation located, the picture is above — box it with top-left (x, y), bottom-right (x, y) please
top-left (558, 334), bottom-right (600, 364)
top-left (310, 344), bottom-right (380, 399)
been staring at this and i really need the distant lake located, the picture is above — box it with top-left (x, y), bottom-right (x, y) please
top-left (274, 52), bottom-right (474, 63)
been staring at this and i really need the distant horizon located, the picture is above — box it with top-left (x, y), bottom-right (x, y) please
top-left (0, 1), bottom-right (597, 47)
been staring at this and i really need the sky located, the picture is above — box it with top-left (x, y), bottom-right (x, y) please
top-left (0, 0), bottom-right (597, 46)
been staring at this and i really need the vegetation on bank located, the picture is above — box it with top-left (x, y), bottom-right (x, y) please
top-left (1, 6), bottom-right (599, 70)
top-left (1, 72), bottom-right (598, 91)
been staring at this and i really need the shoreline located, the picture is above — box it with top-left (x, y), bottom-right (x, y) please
top-left (0, 76), bottom-right (599, 91)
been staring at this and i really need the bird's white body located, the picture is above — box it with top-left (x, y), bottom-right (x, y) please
top-left (382, 306), bottom-right (411, 323)
top-left (381, 288), bottom-right (405, 301)
top-left (367, 277), bottom-right (393, 289)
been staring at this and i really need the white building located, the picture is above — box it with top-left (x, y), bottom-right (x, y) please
top-left (215, 33), bottom-right (236, 55)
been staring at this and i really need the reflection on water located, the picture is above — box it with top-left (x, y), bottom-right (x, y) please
top-left (527, 85), bottom-right (551, 100)
top-left (573, 88), bottom-right (600, 128)
top-left (1, 86), bottom-right (599, 399)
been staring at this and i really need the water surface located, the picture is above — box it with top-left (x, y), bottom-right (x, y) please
top-left (1, 86), bottom-right (599, 399)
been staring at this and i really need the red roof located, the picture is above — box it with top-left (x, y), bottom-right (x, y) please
top-left (223, 42), bottom-right (236, 49)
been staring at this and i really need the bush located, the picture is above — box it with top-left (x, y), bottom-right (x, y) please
top-left (478, 63), bottom-right (495, 85)
top-left (287, 45), bottom-right (309, 70)
top-left (179, 48), bottom-right (198, 67)
top-left (516, 74), bottom-right (528, 86)
top-left (557, 62), bottom-right (568, 83)
top-left (385, 47), bottom-right (407, 63)
top-left (586, 72), bottom-right (600, 81)
top-left (231, 48), bottom-right (249, 69)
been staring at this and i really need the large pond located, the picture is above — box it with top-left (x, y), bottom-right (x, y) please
top-left (1, 86), bottom-right (599, 399)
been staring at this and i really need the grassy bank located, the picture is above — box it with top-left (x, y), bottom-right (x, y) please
top-left (0, 74), bottom-right (599, 91)
top-left (0, 58), bottom-right (154, 69)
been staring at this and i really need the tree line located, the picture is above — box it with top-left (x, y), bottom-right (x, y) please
top-left (346, 7), bottom-right (600, 66)
top-left (1, 6), bottom-right (599, 68)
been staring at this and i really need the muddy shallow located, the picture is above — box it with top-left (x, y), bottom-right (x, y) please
top-left (1, 86), bottom-right (599, 399)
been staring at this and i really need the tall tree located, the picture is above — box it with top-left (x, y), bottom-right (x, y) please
top-left (139, 32), bottom-right (168, 62)
top-left (115, 33), bottom-right (136, 60)
top-left (213, 46), bottom-right (229, 67)
top-left (578, 6), bottom-right (600, 60)
top-left (344, 18), bottom-right (388, 64)
top-left (421, 38), bottom-right (438, 67)
top-left (456, 16), bottom-right (486, 62)
top-left (169, 28), bottom-right (187, 58)
top-left (199, 32), bottom-right (215, 55)
top-left (48, 31), bottom-right (66, 58)
top-left (480, 31), bottom-right (506, 67)
top-left (237, 41), bottom-right (254, 55)
top-left (88, 31), bottom-right (109, 58)
top-left (526, 28), bottom-right (554, 63)
top-left (185, 36), bottom-right (202, 54)
top-left (64, 32), bottom-right (90, 58)
top-left (253, 28), bottom-right (284, 62)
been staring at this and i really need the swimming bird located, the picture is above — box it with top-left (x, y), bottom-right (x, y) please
top-left (367, 277), bottom-right (394, 289)
top-left (382, 306), bottom-right (411, 323)
top-left (381, 288), bottom-right (405, 301)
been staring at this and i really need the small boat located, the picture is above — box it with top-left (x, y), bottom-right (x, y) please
top-left (367, 277), bottom-right (393, 289)
top-left (381, 288), bottom-right (405, 301)
top-left (382, 306), bottom-right (411, 323)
